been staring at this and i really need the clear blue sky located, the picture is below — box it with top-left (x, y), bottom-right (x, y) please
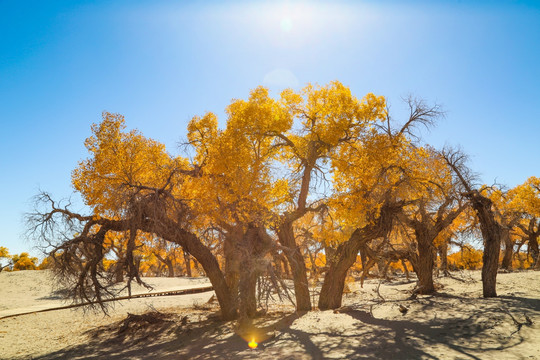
top-left (1, 0), bottom-right (539, 257)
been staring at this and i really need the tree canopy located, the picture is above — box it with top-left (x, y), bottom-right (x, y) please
top-left (27, 81), bottom-right (540, 320)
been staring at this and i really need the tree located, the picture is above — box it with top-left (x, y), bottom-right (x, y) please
top-left (509, 177), bottom-right (540, 268)
top-left (0, 246), bottom-right (12, 272)
top-left (186, 87), bottom-right (294, 319)
top-left (11, 252), bottom-right (38, 271)
top-left (318, 97), bottom-right (444, 309)
top-left (443, 148), bottom-right (504, 297)
top-left (484, 187), bottom-right (521, 271)
top-left (28, 113), bottom-right (238, 319)
top-left (448, 245), bottom-right (483, 270)
top-left (265, 82), bottom-right (388, 311)
top-left (399, 150), bottom-right (467, 294)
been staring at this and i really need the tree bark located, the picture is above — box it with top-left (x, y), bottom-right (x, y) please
top-left (277, 222), bottom-right (312, 311)
top-left (501, 228), bottom-right (513, 271)
top-left (179, 230), bottom-right (237, 320)
top-left (223, 233), bottom-right (241, 301)
top-left (183, 250), bottom-right (192, 277)
top-left (444, 154), bottom-right (502, 298)
top-left (414, 236), bottom-right (435, 294)
top-left (318, 234), bottom-right (359, 310)
top-left (438, 242), bottom-right (449, 276)
top-left (318, 201), bottom-right (400, 310)
top-left (529, 233), bottom-right (539, 268)
top-left (149, 220), bottom-right (236, 320)
top-left (471, 194), bottom-right (502, 298)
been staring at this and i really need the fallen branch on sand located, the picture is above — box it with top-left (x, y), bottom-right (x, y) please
top-left (0, 285), bottom-right (214, 320)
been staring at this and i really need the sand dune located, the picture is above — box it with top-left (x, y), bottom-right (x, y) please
top-left (1, 270), bottom-right (539, 359)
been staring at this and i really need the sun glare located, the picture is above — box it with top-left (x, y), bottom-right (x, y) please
top-left (280, 16), bottom-right (293, 32)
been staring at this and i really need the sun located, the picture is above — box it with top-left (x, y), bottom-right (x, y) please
top-left (280, 16), bottom-right (293, 32)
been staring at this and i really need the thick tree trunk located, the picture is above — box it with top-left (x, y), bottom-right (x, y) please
top-left (238, 260), bottom-right (258, 319)
top-left (238, 258), bottom-right (257, 323)
top-left (445, 153), bottom-right (500, 296)
top-left (318, 234), bottom-right (360, 310)
top-left (471, 195), bottom-right (502, 298)
top-left (114, 261), bottom-right (124, 283)
top-left (415, 237), bottom-right (435, 294)
top-left (170, 228), bottom-right (236, 320)
top-left (239, 226), bottom-right (260, 320)
top-left (501, 229), bottom-right (513, 271)
top-left (319, 202), bottom-right (399, 310)
top-left (277, 222), bottom-right (312, 311)
top-left (224, 235), bottom-right (240, 300)
top-left (482, 231), bottom-right (501, 297)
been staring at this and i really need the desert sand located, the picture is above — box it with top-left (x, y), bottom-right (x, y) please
top-left (1, 269), bottom-right (539, 359)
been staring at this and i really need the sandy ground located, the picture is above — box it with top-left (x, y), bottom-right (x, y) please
top-left (1, 269), bottom-right (539, 359)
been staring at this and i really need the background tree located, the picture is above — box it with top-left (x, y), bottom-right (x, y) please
top-left (318, 97), bottom-right (443, 309)
top-left (11, 252), bottom-right (39, 271)
top-left (509, 177), bottom-right (540, 268)
top-left (399, 150), bottom-right (467, 294)
top-left (0, 246), bottom-right (12, 272)
top-left (443, 148), bottom-right (504, 297)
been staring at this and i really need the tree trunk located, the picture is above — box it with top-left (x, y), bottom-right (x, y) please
top-left (471, 195), bottom-right (502, 298)
top-left (438, 243), bottom-right (449, 276)
top-left (154, 253), bottom-right (175, 277)
top-left (415, 237), bottom-right (435, 294)
top-left (238, 226), bottom-right (260, 320)
top-left (318, 234), bottom-right (360, 310)
top-left (529, 233), bottom-right (539, 268)
top-left (308, 250), bottom-right (318, 280)
top-left (165, 257), bottom-right (175, 277)
top-left (279, 253), bottom-right (291, 278)
top-left (238, 259), bottom-right (258, 319)
top-left (277, 222), bottom-right (312, 311)
top-left (114, 261), bottom-right (124, 283)
top-left (482, 231), bottom-right (501, 297)
top-left (183, 250), bottom-right (192, 277)
top-left (170, 228), bottom-right (236, 320)
top-left (501, 229), bottom-right (513, 271)
top-left (319, 202), bottom-right (399, 310)
top-left (401, 259), bottom-right (410, 280)
top-left (224, 235), bottom-right (240, 301)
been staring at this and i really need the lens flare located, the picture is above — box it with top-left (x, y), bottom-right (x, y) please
top-left (248, 338), bottom-right (258, 349)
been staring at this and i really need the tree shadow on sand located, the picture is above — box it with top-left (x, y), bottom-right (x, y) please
top-left (35, 293), bottom-right (538, 360)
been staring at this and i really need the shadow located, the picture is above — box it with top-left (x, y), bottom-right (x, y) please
top-left (34, 292), bottom-right (539, 360)
top-left (37, 288), bottom-right (71, 301)
top-left (498, 295), bottom-right (540, 312)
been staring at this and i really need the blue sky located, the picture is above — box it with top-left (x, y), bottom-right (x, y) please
top-left (1, 0), bottom-right (539, 257)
